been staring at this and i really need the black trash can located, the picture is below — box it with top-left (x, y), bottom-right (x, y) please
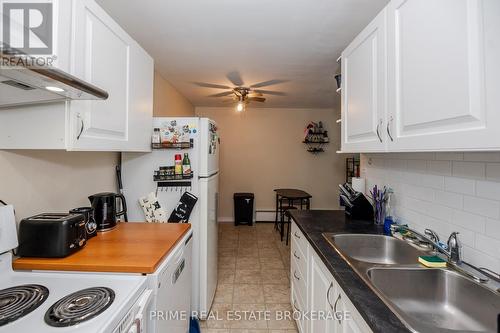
top-left (233, 193), bottom-right (254, 226)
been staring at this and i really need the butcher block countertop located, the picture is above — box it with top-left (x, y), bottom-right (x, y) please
top-left (13, 222), bottom-right (191, 274)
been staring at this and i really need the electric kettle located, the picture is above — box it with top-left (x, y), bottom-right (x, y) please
top-left (88, 192), bottom-right (127, 231)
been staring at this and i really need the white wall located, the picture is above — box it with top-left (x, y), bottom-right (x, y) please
top-left (361, 152), bottom-right (500, 273)
top-left (196, 107), bottom-right (349, 221)
top-left (0, 150), bottom-right (119, 222)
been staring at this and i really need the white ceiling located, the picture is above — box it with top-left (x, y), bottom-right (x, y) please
top-left (96, 0), bottom-right (388, 108)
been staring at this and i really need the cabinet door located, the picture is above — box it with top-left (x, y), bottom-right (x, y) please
top-left (337, 289), bottom-right (373, 333)
top-left (309, 253), bottom-right (337, 333)
top-left (68, 0), bottom-right (132, 151)
top-left (387, 0), bottom-right (500, 151)
top-left (341, 8), bottom-right (387, 153)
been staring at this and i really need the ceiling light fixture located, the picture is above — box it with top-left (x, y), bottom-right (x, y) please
top-left (236, 101), bottom-right (245, 112)
top-left (45, 86), bottom-right (65, 93)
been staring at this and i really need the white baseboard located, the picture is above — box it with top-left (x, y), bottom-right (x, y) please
top-left (218, 208), bottom-right (337, 223)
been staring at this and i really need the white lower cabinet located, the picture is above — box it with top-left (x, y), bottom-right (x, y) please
top-left (291, 221), bottom-right (373, 333)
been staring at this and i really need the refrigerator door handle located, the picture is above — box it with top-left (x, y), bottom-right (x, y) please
top-left (199, 171), bottom-right (219, 179)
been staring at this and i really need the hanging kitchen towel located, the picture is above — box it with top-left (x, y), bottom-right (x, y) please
top-left (139, 192), bottom-right (168, 223)
top-left (168, 192), bottom-right (198, 223)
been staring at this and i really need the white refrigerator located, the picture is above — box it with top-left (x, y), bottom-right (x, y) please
top-left (122, 117), bottom-right (219, 319)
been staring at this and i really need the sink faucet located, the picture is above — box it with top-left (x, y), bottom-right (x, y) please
top-left (447, 232), bottom-right (461, 264)
top-left (391, 225), bottom-right (493, 284)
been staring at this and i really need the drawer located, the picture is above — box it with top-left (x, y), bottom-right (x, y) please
top-left (292, 287), bottom-right (306, 333)
top-left (291, 254), bottom-right (307, 303)
top-left (291, 221), bottom-right (308, 255)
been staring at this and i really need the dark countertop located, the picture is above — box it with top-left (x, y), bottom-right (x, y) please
top-left (289, 210), bottom-right (410, 333)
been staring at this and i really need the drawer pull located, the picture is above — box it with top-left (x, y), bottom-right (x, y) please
top-left (293, 251), bottom-right (300, 260)
top-left (294, 231), bottom-right (301, 239)
top-left (326, 282), bottom-right (334, 310)
top-left (293, 270), bottom-right (301, 281)
top-left (334, 293), bottom-right (342, 325)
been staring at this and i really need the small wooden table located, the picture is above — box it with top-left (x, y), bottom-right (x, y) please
top-left (274, 189), bottom-right (312, 242)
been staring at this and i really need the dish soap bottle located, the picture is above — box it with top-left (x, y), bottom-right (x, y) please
top-left (383, 189), bottom-right (394, 235)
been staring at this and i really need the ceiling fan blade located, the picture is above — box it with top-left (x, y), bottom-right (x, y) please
top-left (208, 91), bottom-right (234, 98)
top-left (248, 91), bottom-right (263, 97)
top-left (253, 89), bottom-right (287, 96)
top-left (226, 71), bottom-right (244, 87)
top-left (250, 79), bottom-right (289, 88)
top-left (193, 82), bottom-right (231, 89)
top-left (248, 97), bottom-right (266, 102)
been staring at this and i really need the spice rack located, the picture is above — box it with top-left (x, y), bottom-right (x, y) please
top-left (151, 139), bottom-right (193, 150)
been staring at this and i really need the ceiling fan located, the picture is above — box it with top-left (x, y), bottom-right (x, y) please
top-left (193, 71), bottom-right (288, 112)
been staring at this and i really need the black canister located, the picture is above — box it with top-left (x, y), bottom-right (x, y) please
top-left (69, 207), bottom-right (97, 238)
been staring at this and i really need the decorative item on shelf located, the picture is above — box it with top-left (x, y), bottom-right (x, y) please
top-left (345, 157), bottom-right (360, 183)
top-left (303, 121), bottom-right (329, 154)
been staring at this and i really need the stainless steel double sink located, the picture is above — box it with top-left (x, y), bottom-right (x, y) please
top-left (323, 233), bottom-right (500, 333)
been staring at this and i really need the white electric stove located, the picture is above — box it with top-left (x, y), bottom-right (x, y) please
top-left (0, 205), bottom-right (153, 333)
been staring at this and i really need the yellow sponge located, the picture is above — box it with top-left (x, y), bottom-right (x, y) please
top-left (418, 256), bottom-right (447, 268)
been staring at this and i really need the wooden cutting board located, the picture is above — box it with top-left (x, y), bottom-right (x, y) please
top-left (13, 222), bottom-right (191, 274)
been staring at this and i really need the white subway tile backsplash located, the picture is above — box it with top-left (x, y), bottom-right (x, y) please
top-left (421, 174), bottom-right (445, 190)
top-left (406, 160), bottom-right (427, 173)
top-left (451, 161), bottom-right (485, 179)
top-left (427, 160), bottom-right (452, 176)
top-left (463, 152), bottom-right (500, 162)
top-left (463, 196), bottom-right (500, 219)
top-left (485, 163), bottom-right (500, 181)
top-left (444, 177), bottom-right (475, 195)
top-left (475, 234), bottom-right (500, 259)
top-left (434, 190), bottom-right (463, 209)
top-left (362, 152), bottom-right (500, 272)
top-left (451, 210), bottom-right (486, 233)
top-left (435, 152), bottom-right (464, 161)
top-left (402, 184), bottom-right (435, 201)
top-left (476, 180), bottom-right (500, 201)
top-left (462, 245), bottom-right (500, 273)
top-left (485, 218), bottom-right (500, 240)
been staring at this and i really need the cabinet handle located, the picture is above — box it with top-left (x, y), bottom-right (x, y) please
top-left (293, 270), bottom-right (300, 281)
top-left (77, 117), bottom-right (84, 140)
top-left (293, 251), bottom-right (300, 260)
top-left (326, 282), bottom-right (334, 310)
top-left (334, 293), bottom-right (342, 325)
top-left (376, 121), bottom-right (382, 143)
top-left (387, 116), bottom-right (394, 142)
top-left (294, 232), bottom-right (301, 239)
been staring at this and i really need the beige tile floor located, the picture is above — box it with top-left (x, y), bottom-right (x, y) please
top-left (200, 222), bottom-right (297, 333)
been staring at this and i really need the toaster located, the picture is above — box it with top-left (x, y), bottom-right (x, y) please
top-left (18, 213), bottom-right (87, 258)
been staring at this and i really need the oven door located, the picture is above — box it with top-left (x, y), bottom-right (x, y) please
top-left (124, 289), bottom-right (153, 333)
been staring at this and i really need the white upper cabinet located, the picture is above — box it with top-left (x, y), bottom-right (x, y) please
top-left (68, 0), bottom-right (153, 151)
top-left (386, 0), bottom-right (500, 151)
top-left (341, 0), bottom-right (500, 152)
top-left (341, 8), bottom-right (387, 153)
top-left (0, 0), bottom-right (153, 152)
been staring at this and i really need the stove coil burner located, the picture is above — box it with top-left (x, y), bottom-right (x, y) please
top-left (0, 284), bottom-right (49, 326)
top-left (44, 287), bottom-right (115, 327)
